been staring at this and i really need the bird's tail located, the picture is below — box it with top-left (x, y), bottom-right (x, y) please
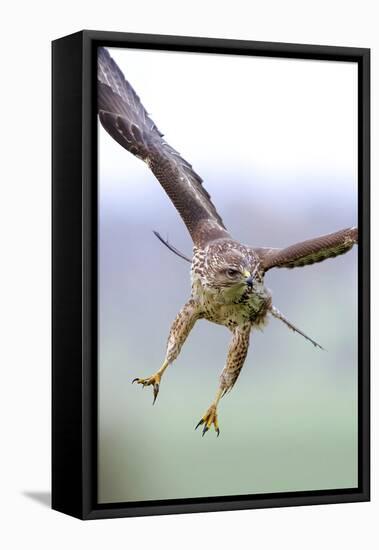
top-left (270, 306), bottom-right (324, 350)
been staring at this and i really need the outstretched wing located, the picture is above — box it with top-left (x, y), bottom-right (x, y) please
top-left (255, 227), bottom-right (358, 271)
top-left (97, 47), bottom-right (229, 247)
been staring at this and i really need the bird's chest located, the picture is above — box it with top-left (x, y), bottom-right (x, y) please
top-left (196, 283), bottom-right (271, 330)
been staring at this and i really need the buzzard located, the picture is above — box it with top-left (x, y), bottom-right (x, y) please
top-left (98, 48), bottom-right (358, 437)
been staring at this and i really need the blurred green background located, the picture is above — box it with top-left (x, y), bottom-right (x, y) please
top-left (98, 49), bottom-right (358, 503)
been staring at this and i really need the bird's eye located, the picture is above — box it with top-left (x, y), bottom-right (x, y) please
top-left (226, 268), bottom-right (239, 278)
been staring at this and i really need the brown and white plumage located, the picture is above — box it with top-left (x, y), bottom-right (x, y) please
top-left (254, 226), bottom-right (358, 271)
top-left (98, 47), bottom-right (229, 247)
top-left (98, 48), bottom-right (358, 436)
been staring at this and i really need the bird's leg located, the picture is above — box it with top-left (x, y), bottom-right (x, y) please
top-left (195, 323), bottom-right (251, 436)
top-left (132, 299), bottom-right (200, 404)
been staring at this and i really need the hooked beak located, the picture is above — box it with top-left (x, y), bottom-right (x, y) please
top-left (243, 270), bottom-right (253, 289)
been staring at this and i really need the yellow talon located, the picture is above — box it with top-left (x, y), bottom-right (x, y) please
top-left (132, 372), bottom-right (162, 404)
top-left (195, 405), bottom-right (220, 437)
top-left (132, 361), bottom-right (169, 404)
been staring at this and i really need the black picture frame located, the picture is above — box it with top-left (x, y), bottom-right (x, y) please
top-left (52, 30), bottom-right (370, 520)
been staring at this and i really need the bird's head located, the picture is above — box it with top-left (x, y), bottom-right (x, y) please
top-left (202, 241), bottom-right (257, 301)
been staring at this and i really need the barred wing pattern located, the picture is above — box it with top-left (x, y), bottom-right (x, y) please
top-left (255, 227), bottom-right (358, 271)
top-left (98, 47), bottom-right (229, 246)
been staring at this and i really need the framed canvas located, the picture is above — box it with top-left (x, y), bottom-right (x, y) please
top-left (52, 30), bottom-right (370, 520)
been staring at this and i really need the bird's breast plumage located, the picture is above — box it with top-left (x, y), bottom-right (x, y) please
top-left (195, 282), bottom-right (271, 330)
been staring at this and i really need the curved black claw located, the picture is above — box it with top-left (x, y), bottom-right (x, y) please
top-left (195, 418), bottom-right (204, 431)
top-left (152, 383), bottom-right (159, 405)
top-left (202, 426), bottom-right (209, 437)
top-left (132, 378), bottom-right (145, 390)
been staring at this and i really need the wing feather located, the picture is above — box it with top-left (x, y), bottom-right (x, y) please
top-left (255, 227), bottom-right (358, 271)
top-left (97, 47), bottom-right (229, 246)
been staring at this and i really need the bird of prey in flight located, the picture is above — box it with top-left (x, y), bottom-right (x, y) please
top-left (97, 47), bottom-right (358, 437)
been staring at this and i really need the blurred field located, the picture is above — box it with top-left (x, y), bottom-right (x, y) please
top-left (98, 49), bottom-right (358, 503)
